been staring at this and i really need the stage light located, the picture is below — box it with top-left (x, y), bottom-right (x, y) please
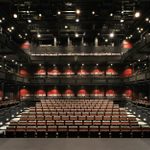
top-left (134, 11), bottom-right (141, 18)
top-left (13, 14), bottom-right (18, 18)
top-left (37, 33), bottom-right (41, 38)
top-left (109, 32), bottom-right (114, 38)
top-left (28, 19), bottom-right (32, 23)
top-left (57, 11), bottom-right (61, 15)
top-left (76, 9), bottom-right (81, 15)
top-left (75, 18), bottom-right (79, 22)
top-left (92, 11), bottom-right (95, 15)
top-left (75, 33), bottom-right (79, 37)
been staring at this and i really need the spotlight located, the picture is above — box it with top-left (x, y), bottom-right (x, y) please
top-left (75, 18), bottom-right (79, 22)
top-left (109, 32), bottom-right (114, 38)
top-left (0, 19), bottom-right (2, 23)
top-left (68, 64), bottom-right (70, 66)
top-left (75, 33), bottom-right (79, 37)
top-left (57, 11), bottom-right (61, 15)
top-left (76, 9), bottom-right (81, 15)
top-left (3, 55), bottom-right (7, 59)
top-left (145, 18), bottom-right (149, 22)
top-left (120, 19), bottom-right (124, 23)
top-left (92, 11), bottom-right (95, 15)
top-left (110, 13), bottom-right (113, 16)
top-left (105, 39), bottom-right (108, 42)
top-left (13, 14), bottom-right (18, 18)
top-left (28, 19), bottom-right (32, 23)
top-left (134, 11), bottom-right (141, 18)
top-left (37, 33), bottom-right (41, 38)
top-left (39, 13), bottom-right (42, 17)
top-left (11, 26), bottom-right (15, 30)
top-left (65, 25), bottom-right (68, 29)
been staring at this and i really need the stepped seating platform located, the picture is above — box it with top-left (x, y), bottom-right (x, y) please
top-left (5, 99), bottom-right (150, 138)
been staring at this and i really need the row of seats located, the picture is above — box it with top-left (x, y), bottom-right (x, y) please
top-left (5, 99), bottom-right (150, 138)
top-left (6, 125), bottom-right (150, 138)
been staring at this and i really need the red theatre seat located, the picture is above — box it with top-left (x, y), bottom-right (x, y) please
top-left (77, 69), bottom-right (88, 75)
top-left (19, 69), bottom-right (29, 77)
top-left (91, 89), bottom-right (104, 97)
top-left (47, 69), bottom-right (61, 75)
top-left (106, 89), bottom-right (116, 97)
top-left (122, 68), bottom-right (133, 77)
top-left (77, 89), bottom-right (88, 97)
top-left (63, 89), bottom-right (74, 97)
top-left (19, 89), bottom-right (30, 97)
top-left (91, 68), bottom-right (104, 75)
top-left (35, 89), bottom-right (46, 97)
top-left (123, 89), bottom-right (132, 98)
top-left (21, 41), bottom-right (30, 50)
top-left (106, 68), bottom-right (117, 75)
top-left (64, 69), bottom-right (74, 75)
top-left (122, 40), bottom-right (133, 49)
top-left (47, 89), bottom-right (61, 97)
top-left (35, 69), bottom-right (46, 76)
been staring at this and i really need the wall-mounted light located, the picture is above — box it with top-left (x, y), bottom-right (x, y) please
top-left (57, 11), bottom-right (61, 15)
top-left (76, 9), bottom-right (81, 15)
top-left (13, 14), bottom-right (18, 18)
top-left (109, 32), bottom-right (114, 38)
top-left (37, 33), bottom-right (41, 38)
top-left (134, 11), bottom-right (141, 18)
top-left (75, 18), bottom-right (79, 22)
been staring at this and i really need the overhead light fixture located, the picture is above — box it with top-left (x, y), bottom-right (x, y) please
top-left (13, 14), bottom-right (18, 18)
top-left (28, 19), bottom-right (32, 23)
top-left (3, 55), bottom-right (7, 59)
top-left (37, 33), bottom-right (41, 38)
top-left (120, 19), bottom-right (124, 23)
top-left (105, 39), bottom-right (108, 42)
top-left (12, 60), bottom-right (14, 62)
top-left (82, 64), bottom-right (84, 66)
top-left (75, 33), bottom-right (79, 38)
top-left (39, 13), bottom-right (42, 17)
top-left (20, 64), bottom-right (23, 67)
top-left (110, 13), bottom-right (113, 17)
top-left (109, 32), bottom-right (115, 38)
top-left (65, 25), bottom-right (68, 29)
top-left (18, 34), bottom-right (22, 38)
top-left (68, 64), bottom-right (70, 66)
top-left (96, 64), bottom-right (99, 66)
top-left (0, 19), bottom-right (2, 23)
top-left (138, 59), bottom-right (140, 62)
top-left (57, 11), bottom-right (61, 15)
top-left (75, 18), bottom-right (79, 22)
top-left (76, 9), bottom-right (81, 15)
top-left (7, 28), bottom-right (12, 32)
top-left (11, 26), bottom-right (15, 30)
top-left (25, 33), bottom-right (28, 36)
top-left (134, 11), bottom-right (141, 18)
top-left (92, 11), bottom-right (95, 15)
top-left (2, 17), bottom-right (5, 20)
top-left (145, 18), bottom-right (149, 22)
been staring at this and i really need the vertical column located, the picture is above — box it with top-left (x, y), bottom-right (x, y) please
top-left (54, 37), bottom-right (57, 47)
top-left (68, 37), bottom-right (71, 46)
top-left (95, 37), bottom-right (98, 47)
top-left (81, 37), bottom-right (84, 45)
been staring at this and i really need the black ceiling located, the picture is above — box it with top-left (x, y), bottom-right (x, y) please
top-left (0, 0), bottom-right (149, 47)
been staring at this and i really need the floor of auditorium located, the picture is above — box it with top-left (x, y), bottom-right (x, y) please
top-left (0, 138), bottom-right (150, 150)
